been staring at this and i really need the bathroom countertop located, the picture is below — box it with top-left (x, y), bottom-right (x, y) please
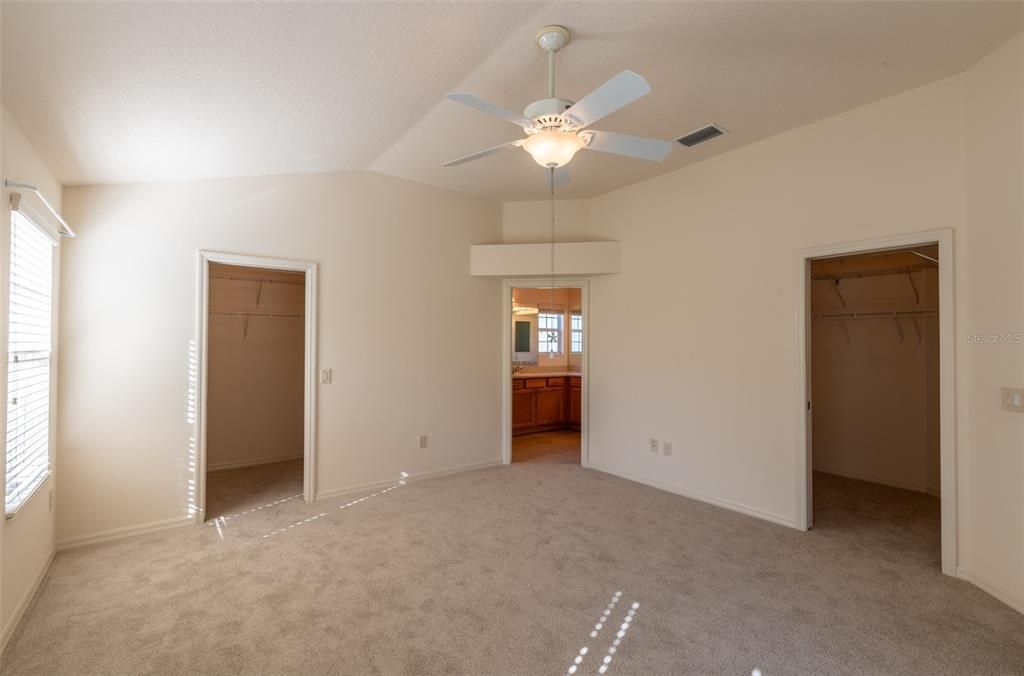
top-left (512, 371), bottom-right (581, 379)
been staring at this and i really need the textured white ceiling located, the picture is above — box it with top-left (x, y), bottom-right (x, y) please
top-left (3, 2), bottom-right (1022, 200)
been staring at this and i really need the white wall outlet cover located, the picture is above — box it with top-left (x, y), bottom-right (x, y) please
top-left (1001, 387), bottom-right (1024, 412)
top-left (320, 368), bottom-right (332, 384)
top-left (418, 434), bottom-right (428, 449)
top-left (662, 441), bottom-right (673, 456)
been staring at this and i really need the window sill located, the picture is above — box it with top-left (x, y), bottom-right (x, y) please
top-left (4, 470), bottom-right (52, 521)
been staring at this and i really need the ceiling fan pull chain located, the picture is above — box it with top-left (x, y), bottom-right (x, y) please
top-left (549, 166), bottom-right (557, 357)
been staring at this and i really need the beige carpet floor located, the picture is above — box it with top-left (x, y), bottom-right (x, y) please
top-left (206, 459), bottom-right (304, 520)
top-left (512, 430), bottom-right (581, 464)
top-left (2, 466), bottom-right (1023, 675)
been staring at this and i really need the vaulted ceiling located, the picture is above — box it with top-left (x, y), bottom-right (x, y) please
top-left (3, 2), bottom-right (1021, 200)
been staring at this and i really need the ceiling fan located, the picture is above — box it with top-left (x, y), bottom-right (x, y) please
top-left (442, 25), bottom-right (672, 170)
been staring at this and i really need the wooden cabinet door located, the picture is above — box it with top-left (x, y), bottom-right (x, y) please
top-left (536, 388), bottom-right (564, 426)
top-left (512, 389), bottom-right (535, 430)
top-left (570, 387), bottom-right (582, 425)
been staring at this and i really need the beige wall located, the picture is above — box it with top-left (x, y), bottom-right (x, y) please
top-left (58, 171), bottom-right (503, 543)
top-left (502, 200), bottom-right (593, 244)
top-left (958, 31), bottom-right (1024, 610)
top-left (811, 269), bottom-right (940, 495)
top-left (502, 33), bottom-right (1024, 612)
top-left (206, 267), bottom-right (304, 470)
top-left (0, 106), bottom-right (61, 645)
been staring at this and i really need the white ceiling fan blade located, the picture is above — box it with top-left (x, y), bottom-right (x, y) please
top-left (446, 92), bottom-right (534, 129)
top-left (443, 140), bottom-right (523, 167)
top-left (583, 130), bottom-right (672, 162)
top-left (562, 71), bottom-right (651, 129)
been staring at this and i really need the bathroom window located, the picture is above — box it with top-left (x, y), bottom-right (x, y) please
top-left (570, 313), bottom-right (583, 353)
top-left (537, 313), bottom-right (562, 354)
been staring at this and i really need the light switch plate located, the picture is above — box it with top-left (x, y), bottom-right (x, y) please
top-left (1001, 387), bottom-right (1024, 412)
top-left (649, 438), bottom-right (658, 454)
top-left (662, 441), bottom-right (673, 457)
top-left (320, 368), bottom-right (332, 384)
top-left (418, 435), bottom-right (428, 449)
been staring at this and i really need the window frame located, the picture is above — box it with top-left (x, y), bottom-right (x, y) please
top-left (537, 311), bottom-right (563, 355)
top-left (4, 209), bottom-right (56, 519)
top-left (570, 312), bottom-right (583, 354)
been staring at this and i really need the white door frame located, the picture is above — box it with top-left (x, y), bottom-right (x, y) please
top-left (194, 250), bottom-right (318, 523)
top-left (502, 278), bottom-right (590, 467)
top-left (794, 229), bottom-right (956, 575)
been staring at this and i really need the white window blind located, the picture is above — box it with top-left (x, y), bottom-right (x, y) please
top-left (5, 210), bottom-right (54, 514)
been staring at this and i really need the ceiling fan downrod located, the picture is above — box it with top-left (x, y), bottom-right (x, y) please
top-left (528, 25), bottom-right (574, 122)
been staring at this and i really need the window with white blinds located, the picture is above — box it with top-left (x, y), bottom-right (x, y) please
top-left (5, 210), bottom-right (54, 514)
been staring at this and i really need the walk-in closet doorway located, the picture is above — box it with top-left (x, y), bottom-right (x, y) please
top-left (195, 252), bottom-right (318, 523)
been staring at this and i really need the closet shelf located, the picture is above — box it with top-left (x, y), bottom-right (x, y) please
top-left (210, 274), bottom-right (304, 286)
top-left (811, 264), bottom-right (935, 282)
top-left (813, 309), bottom-right (937, 320)
top-left (209, 310), bottom-right (304, 319)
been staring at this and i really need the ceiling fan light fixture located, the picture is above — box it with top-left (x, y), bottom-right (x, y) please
top-left (522, 129), bottom-right (585, 168)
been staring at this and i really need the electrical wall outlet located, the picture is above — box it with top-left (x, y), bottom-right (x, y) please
top-left (1001, 387), bottom-right (1024, 412)
top-left (418, 434), bottom-right (428, 449)
top-left (649, 438), bottom-right (658, 454)
top-left (662, 441), bottom-right (673, 457)
top-left (320, 368), bottom-right (333, 384)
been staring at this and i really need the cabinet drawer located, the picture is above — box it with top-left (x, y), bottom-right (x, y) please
top-left (524, 378), bottom-right (548, 389)
top-left (569, 377), bottom-right (582, 387)
top-left (547, 377), bottom-right (565, 387)
top-left (512, 379), bottom-right (524, 390)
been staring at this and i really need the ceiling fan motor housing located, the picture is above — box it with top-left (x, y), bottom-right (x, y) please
top-left (523, 98), bottom-right (577, 125)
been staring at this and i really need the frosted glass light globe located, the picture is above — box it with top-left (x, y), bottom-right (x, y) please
top-left (522, 129), bottom-right (585, 168)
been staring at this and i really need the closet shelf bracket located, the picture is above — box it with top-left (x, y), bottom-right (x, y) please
top-left (906, 272), bottom-right (919, 305)
top-left (832, 279), bottom-right (846, 308)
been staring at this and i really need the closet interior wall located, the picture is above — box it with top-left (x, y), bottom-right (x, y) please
top-left (811, 247), bottom-right (940, 495)
top-left (206, 263), bottom-right (305, 471)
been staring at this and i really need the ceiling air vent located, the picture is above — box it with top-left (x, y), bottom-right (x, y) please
top-left (676, 124), bottom-right (726, 148)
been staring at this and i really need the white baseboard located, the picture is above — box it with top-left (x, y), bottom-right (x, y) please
top-left (56, 515), bottom-right (194, 551)
top-left (56, 460), bottom-right (503, 549)
top-left (206, 454), bottom-right (303, 472)
top-left (0, 548), bottom-right (55, 656)
top-left (315, 458), bottom-right (502, 502)
top-left (814, 466), bottom-right (931, 494)
top-left (590, 462), bottom-right (798, 530)
top-left (957, 567), bottom-right (1024, 615)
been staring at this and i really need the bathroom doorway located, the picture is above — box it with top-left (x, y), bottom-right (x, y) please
top-left (502, 280), bottom-right (589, 466)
